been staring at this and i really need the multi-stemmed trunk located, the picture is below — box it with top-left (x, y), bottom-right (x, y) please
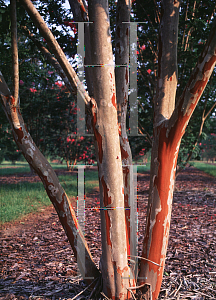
top-left (1, 0), bottom-right (216, 299)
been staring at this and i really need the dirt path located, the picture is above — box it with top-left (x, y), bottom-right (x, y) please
top-left (0, 167), bottom-right (215, 299)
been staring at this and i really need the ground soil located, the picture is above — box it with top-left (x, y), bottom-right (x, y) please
top-left (0, 167), bottom-right (215, 300)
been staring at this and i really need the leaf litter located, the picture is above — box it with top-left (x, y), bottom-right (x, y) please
top-left (0, 166), bottom-right (215, 299)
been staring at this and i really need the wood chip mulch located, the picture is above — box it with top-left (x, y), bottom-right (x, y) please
top-left (0, 167), bottom-right (215, 300)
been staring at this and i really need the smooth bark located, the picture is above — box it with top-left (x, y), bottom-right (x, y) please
top-left (2, 1), bottom-right (216, 299)
top-left (88, 0), bottom-right (131, 298)
top-left (10, 0), bottom-right (19, 105)
top-left (115, 0), bottom-right (133, 262)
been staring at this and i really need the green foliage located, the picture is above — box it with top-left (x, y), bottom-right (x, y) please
top-left (0, 0), bottom-right (215, 165)
top-left (0, 0), bottom-right (78, 164)
top-left (137, 163), bottom-right (151, 173)
top-left (0, 126), bottom-right (22, 164)
top-left (200, 133), bottom-right (216, 162)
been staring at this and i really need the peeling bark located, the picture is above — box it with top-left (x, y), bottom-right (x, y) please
top-left (2, 1), bottom-right (216, 299)
top-left (88, 0), bottom-right (130, 298)
top-left (0, 72), bottom-right (99, 284)
top-left (154, 0), bottom-right (180, 126)
top-left (139, 8), bottom-right (216, 300)
top-left (68, 0), bottom-right (88, 22)
top-left (115, 0), bottom-right (132, 253)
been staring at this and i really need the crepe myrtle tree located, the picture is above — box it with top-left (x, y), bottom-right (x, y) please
top-left (0, 0), bottom-right (216, 299)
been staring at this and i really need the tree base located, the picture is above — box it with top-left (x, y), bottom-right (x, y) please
top-left (136, 284), bottom-right (151, 300)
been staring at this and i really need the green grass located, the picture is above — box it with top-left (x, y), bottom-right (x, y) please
top-left (0, 161), bottom-right (151, 224)
top-left (0, 161), bottom-right (69, 175)
top-left (137, 162), bottom-right (151, 173)
top-left (0, 162), bottom-right (31, 175)
top-left (190, 161), bottom-right (216, 177)
top-left (0, 182), bottom-right (51, 223)
top-left (0, 167), bottom-right (99, 224)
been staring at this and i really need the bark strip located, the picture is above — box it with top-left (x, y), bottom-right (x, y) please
top-left (68, 0), bottom-right (88, 22)
top-left (88, 0), bottom-right (130, 298)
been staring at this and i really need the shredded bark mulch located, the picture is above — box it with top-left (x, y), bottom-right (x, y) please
top-left (0, 167), bottom-right (215, 299)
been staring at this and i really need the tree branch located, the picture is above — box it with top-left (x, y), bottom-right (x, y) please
top-left (138, 120), bottom-right (153, 147)
top-left (20, 0), bottom-right (91, 105)
top-left (0, 71), bottom-right (100, 282)
top-left (169, 17), bottom-right (216, 136)
top-left (21, 25), bottom-right (75, 95)
top-left (203, 99), bottom-right (216, 121)
top-left (68, 0), bottom-right (89, 22)
top-left (176, 95), bottom-right (216, 177)
top-left (153, 0), bottom-right (160, 24)
top-left (88, 0), bottom-right (130, 296)
top-left (154, 0), bottom-right (180, 126)
top-left (68, 0), bottom-right (94, 97)
top-left (10, 0), bottom-right (19, 105)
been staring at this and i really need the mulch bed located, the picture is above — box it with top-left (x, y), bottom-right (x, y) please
top-left (0, 167), bottom-right (215, 299)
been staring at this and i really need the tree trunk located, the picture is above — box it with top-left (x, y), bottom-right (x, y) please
top-left (0, 73), bottom-right (99, 284)
top-left (139, 4), bottom-right (216, 298)
top-left (115, 0), bottom-right (137, 282)
top-left (1, 1), bottom-right (216, 299)
top-left (88, 0), bottom-right (131, 298)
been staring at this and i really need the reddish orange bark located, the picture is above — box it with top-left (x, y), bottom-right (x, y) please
top-left (139, 14), bottom-right (216, 300)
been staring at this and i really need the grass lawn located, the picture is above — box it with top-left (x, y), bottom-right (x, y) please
top-left (0, 162), bottom-right (99, 224)
top-left (190, 161), bottom-right (216, 177)
top-left (137, 163), bottom-right (151, 173)
top-left (2, 160), bottom-right (215, 224)
top-left (0, 161), bottom-right (150, 224)
top-left (0, 161), bottom-right (69, 175)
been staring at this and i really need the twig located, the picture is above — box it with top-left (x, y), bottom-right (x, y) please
top-left (173, 279), bottom-right (182, 298)
top-left (126, 282), bottom-right (147, 290)
top-left (100, 292), bottom-right (112, 300)
top-left (71, 278), bottom-right (97, 300)
top-left (128, 254), bottom-right (163, 267)
top-left (128, 288), bottom-right (136, 300)
top-left (87, 277), bottom-right (100, 300)
top-left (193, 290), bottom-right (213, 298)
